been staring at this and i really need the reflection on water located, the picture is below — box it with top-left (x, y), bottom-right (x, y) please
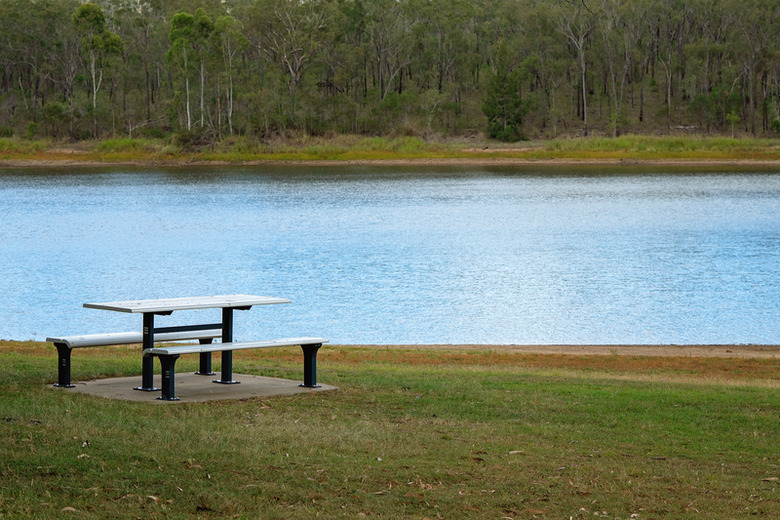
top-left (1, 166), bottom-right (778, 344)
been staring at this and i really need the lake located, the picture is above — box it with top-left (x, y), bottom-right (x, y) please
top-left (1, 165), bottom-right (778, 345)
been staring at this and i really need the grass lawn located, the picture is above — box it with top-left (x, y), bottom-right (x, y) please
top-left (1, 341), bottom-right (778, 519)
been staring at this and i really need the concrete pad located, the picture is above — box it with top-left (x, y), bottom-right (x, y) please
top-left (53, 373), bottom-right (336, 403)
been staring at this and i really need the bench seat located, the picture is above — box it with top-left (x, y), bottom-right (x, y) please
top-left (48, 329), bottom-right (222, 388)
top-left (47, 330), bottom-right (222, 349)
top-left (143, 337), bottom-right (328, 400)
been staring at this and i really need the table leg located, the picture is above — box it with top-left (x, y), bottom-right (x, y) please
top-left (135, 312), bottom-right (160, 391)
top-left (214, 307), bottom-right (239, 384)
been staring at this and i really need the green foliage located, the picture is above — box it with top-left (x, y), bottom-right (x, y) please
top-left (727, 110), bottom-right (741, 136)
top-left (539, 135), bottom-right (780, 160)
top-left (72, 3), bottom-right (105, 33)
top-left (73, 3), bottom-right (122, 55)
top-left (0, 126), bottom-right (13, 138)
top-left (42, 102), bottom-right (72, 137)
top-left (95, 138), bottom-right (158, 153)
top-left (4, 0), bottom-right (780, 140)
top-left (24, 121), bottom-right (38, 140)
top-left (169, 11), bottom-right (195, 46)
top-left (171, 128), bottom-right (213, 151)
top-left (482, 69), bottom-right (528, 142)
top-left (0, 138), bottom-right (49, 153)
top-left (167, 12), bottom-right (196, 73)
top-left (355, 136), bottom-right (428, 153)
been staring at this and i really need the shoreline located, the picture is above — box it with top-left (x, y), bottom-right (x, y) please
top-left (7, 340), bottom-right (776, 359)
top-left (347, 344), bottom-right (780, 359)
top-left (4, 157), bottom-right (780, 168)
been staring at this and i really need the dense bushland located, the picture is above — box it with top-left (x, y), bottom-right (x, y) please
top-left (2, 0), bottom-right (780, 143)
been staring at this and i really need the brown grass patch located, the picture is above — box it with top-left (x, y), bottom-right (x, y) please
top-left (241, 345), bottom-right (780, 382)
top-left (7, 340), bottom-right (777, 383)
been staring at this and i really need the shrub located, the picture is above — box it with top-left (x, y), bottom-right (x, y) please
top-left (96, 138), bottom-right (154, 153)
top-left (172, 129), bottom-right (213, 151)
top-left (25, 121), bottom-right (38, 139)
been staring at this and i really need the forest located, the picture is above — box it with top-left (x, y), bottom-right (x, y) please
top-left (2, 0), bottom-right (780, 143)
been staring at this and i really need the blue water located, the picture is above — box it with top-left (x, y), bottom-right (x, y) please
top-left (1, 166), bottom-right (778, 345)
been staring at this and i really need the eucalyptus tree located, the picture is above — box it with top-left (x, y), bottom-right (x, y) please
top-left (244, 0), bottom-right (332, 125)
top-left (332, 0), bottom-right (369, 103)
top-left (520, 1), bottom-right (569, 135)
top-left (594, 0), bottom-right (633, 137)
top-left (364, 0), bottom-right (415, 103)
top-left (556, 0), bottom-right (596, 136)
top-left (360, 0), bottom-right (418, 134)
top-left (191, 8), bottom-right (214, 129)
top-left (0, 0), bottom-right (81, 131)
top-left (213, 15), bottom-right (248, 135)
top-left (73, 2), bottom-right (123, 137)
top-left (409, 0), bottom-right (483, 133)
top-left (618, 0), bottom-right (652, 126)
top-left (651, 0), bottom-right (691, 132)
top-left (729, 0), bottom-right (779, 133)
top-left (410, 0), bottom-right (471, 93)
top-left (167, 11), bottom-right (196, 130)
top-left (111, 0), bottom-right (169, 127)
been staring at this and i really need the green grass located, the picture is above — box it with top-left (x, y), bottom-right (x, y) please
top-left (1, 342), bottom-right (778, 519)
top-left (94, 138), bottom-right (162, 154)
top-left (536, 135), bottom-right (780, 160)
top-left (5, 134), bottom-right (780, 164)
top-left (199, 135), bottom-right (452, 162)
top-left (0, 137), bottom-right (53, 154)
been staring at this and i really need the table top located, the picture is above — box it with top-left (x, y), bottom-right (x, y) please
top-left (83, 294), bottom-right (291, 314)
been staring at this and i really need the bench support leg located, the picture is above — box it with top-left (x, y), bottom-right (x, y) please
top-left (214, 308), bottom-right (239, 384)
top-left (300, 343), bottom-right (322, 388)
top-left (53, 343), bottom-right (75, 388)
top-left (195, 339), bottom-right (215, 375)
top-left (157, 354), bottom-right (181, 401)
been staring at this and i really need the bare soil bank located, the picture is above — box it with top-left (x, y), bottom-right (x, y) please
top-left (355, 344), bottom-right (780, 359)
top-left (5, 157), bottom-right (780, 168)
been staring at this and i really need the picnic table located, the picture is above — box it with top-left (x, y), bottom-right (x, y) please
top-left (49, 294), bottom-right (327, 400)
top-left (84, 294), bottom-right (291, 391)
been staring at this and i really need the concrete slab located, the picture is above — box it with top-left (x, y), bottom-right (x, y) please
top-left (53, 373), bottom-right (336, 403)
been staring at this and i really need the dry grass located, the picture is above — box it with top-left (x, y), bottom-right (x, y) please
top-left (242, 345), bottom-right (780, 384)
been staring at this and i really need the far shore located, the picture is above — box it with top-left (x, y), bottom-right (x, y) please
top-left (4, 134), bottom-right (780, 168)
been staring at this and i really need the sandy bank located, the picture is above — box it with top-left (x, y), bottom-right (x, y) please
top-left (4, 157), bottom-right (780, 168)
top-left (352, 344), bottom-right (780, 359)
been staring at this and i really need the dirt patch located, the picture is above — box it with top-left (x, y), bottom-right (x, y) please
top-left (345, 344), bottom-right (780, 359)
top-left (5, 157), bottom-right (780, 168)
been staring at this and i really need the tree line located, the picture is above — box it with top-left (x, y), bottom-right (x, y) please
top-left (2, 0), bottom-right (780, 143)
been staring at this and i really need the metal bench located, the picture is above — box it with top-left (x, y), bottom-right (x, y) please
top-left (143, 337), bottom-right (328, 400)
top-left (47, 330), bottom-right (222, 388)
